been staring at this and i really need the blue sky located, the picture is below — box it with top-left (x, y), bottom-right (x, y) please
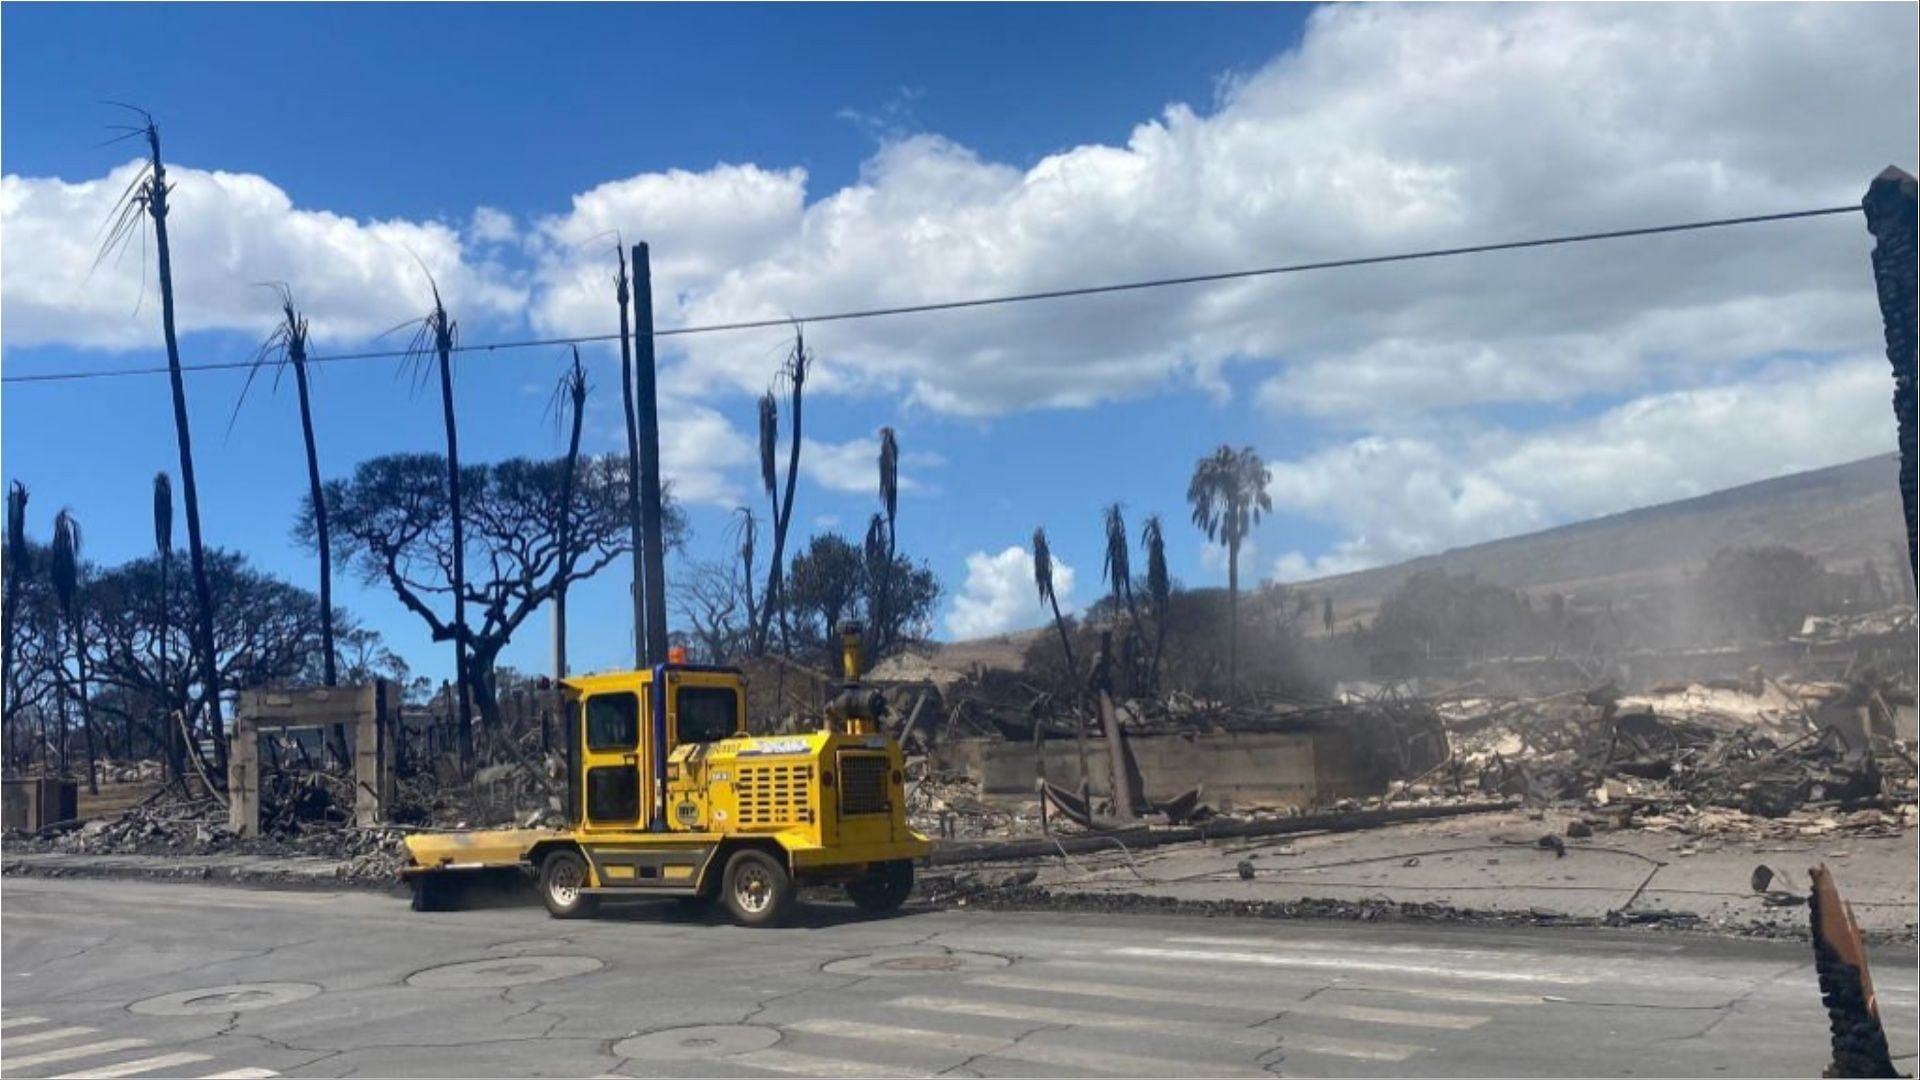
top-left (3, 3), bottom-right (1914, 684)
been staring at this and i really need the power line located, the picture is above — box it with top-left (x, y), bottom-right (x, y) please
top-left (1, 204), bottom-right (1860, 387)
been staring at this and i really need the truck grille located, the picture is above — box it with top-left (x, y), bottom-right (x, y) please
top-left (736, 763), bottom-right (812, 828)
top-left (837, 753), bottom-right (890, 816)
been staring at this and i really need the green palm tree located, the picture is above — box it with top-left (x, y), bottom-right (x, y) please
top-left (1186, 445), bottom-right (1272, 701)
top-left (51, 509), bottom-right (98, 792)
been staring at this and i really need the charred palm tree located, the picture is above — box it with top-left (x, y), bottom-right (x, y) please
top-left (153, 471), bottom-right (182, 780)
top-left (51, 510), bottom-right (98, 792)
top-left (550, 347), bottom-right (589, 677)
top-left (3, 481), bottom-right (30, 768)
top-left (1033, 526), bottom-right (1091, 792)
top-left (99, 109), bottom-right (224, 769)
top-left (402, 283), bottom-right (473, 772)
top-left (236, 289), bottom-right (347, 762)
top-left (872, 427), bottom-right (900, 655)
top-left (1102, 504), bottom-right (1144, 696)
top-left (1140, 514), bottom-right (1170, 691)
top-left (1187, 445), bottom-right (1272, 702)
top-left (755, 331), bottom-right (810, 656)
top-left (732, 507), bottom-right (760, 639)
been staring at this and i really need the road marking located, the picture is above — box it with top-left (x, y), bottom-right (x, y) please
top-left (197, 1070), bottom-right (281, 1079)
top-left (967, 975), bottom-right (1485, 1030)
top-left (1, 1016), bottom-right (51, 1030)
top-left (730, 1048), bottom-right (936, 1078)
top-left (1164, 934), bottom-right (1540, 962)
top-left (4, 1025), bottom-right (98, 1047)
top-left (1293, 1002), bottom-right (1486, 1030)
top-left (1333, 983), bottom-right (1544, 1007)
top-left (786, 1018), bottom-right (1007, 1054)
top-left (1037, 957), bottom-right (1539, 1003)
top-left (888, 995), bottom-right (1275, 1046)
top-left (1284, 1033), bottom-right (1423, 1063)
top-left (2, 1038), bottom-right (151, 1071)
top-left (782, 1020), bottom-right (1267, 1079)
top-left (50, 1051), bottom-right (213, 1078)
top-left (1113, 945), bottom-right (1591, 985)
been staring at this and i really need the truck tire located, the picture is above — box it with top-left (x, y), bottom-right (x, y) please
top-left (721, 848), bottom-right (795, 928)
top-left (540, 849), bottom-right (599, 920)
top-left (846, 859), bottom-right (914, 915)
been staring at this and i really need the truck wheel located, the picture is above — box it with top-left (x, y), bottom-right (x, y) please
top-left (721, 849), bottom-right (794, 928)
top-left (847, 860), bottom-right (914, 915)
top-left (540, 849), bottom-right (599, 919)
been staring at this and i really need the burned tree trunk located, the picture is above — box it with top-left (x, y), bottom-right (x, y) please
top-left (1864, 167), bottom-right (1917, 591)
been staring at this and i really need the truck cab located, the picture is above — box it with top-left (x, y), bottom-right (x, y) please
top-left (403, 637), bottom-right (931, 927)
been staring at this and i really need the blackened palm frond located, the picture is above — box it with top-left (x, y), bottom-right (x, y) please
top-left (6, 481), bottom-right (30, 577)
top-left (731, 507), bottom-right (757, 570)
top-left (1032, 527), bottom-right (1054, 602)
top-left (865, 513), bottom-right (888, 567)
top-left (153, 472), bottom-right (173, 556)
top-left (228, 284), bottom-right (309, 439)
top-left (50, 508), bottom-right (82, 617)
top-left (758, 391), bottom-right (779, 497)
top-left (545, 346), bottom-right (590, 439)
top-left (1102, 503), bottom-right (1130, 591)
top-left (1141, 514), bottom-right (1169, 616)
top-left (878, 427), bottom-right (899, 527)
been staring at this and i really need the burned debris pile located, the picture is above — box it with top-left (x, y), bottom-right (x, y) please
top-left (1417, 671), bottom-right (1916, 840)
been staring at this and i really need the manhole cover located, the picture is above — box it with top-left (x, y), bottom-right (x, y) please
top-left (823, 950), bottom-right (1011, 977)
top-left (613, 1024), bottom-right (781, 1059)
top-left (131, 982), bottom-right (320, 1016)
top-left (407, 954), bottom-right (604, 989)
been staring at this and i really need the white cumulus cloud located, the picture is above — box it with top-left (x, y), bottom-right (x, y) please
top-left (945, 544), bottom-right (1076, 639)
top-left (1, 160), bottom-right (524, 349)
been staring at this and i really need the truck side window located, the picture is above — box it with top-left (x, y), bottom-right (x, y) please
top-left (586, 693), bottom-right (638, 751)
top-left (676, 687), bottom-right (738, 744)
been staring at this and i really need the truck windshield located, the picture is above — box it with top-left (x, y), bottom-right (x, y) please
top-left (677, 686), bottom-right (738, 744)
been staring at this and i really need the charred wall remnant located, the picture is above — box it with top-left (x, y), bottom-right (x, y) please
top-left (1864, 166), bottom-right (1917, 589)
top-left (229, 682), bottom-right (394, 838)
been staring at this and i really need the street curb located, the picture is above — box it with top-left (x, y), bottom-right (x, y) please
top-left (1, 856), bottom-right (406, 895)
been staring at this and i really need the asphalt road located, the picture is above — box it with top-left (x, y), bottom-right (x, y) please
top-left (2, 877), bottom-right (1915, 1078)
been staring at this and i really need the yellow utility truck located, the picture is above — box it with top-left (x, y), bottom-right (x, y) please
top-left (401, 626), bottom-right (929, 927)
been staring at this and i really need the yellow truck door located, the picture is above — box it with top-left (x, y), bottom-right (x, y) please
top-left (580, 687), bottom-right (648, 832)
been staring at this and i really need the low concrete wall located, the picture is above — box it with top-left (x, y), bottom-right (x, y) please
top-left (937, 727), bottom-right (1391, 810)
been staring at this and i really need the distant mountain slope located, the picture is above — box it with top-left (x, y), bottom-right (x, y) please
top-left (1304, 453), bottom-right (1911, 619)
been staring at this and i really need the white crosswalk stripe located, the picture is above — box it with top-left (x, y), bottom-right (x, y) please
top-left (50, 1051), bottom-right (214, 1078)
top-left (1113, 944), bottom-right (1593, 984)
top-left (784, 1018), bottom-right (1268, 1077)
top-left (0, 1012), bottom-right (278, 1080)
top-left (729, 1048), bottom-right (938, 1077)
top-left (1284, 1033), bottom-right (1423, 1063)
top-left (1036, 956), bottom-right (1546, 1006)
top-left (967, 972), bottom-right (1488, 1029)
top-left (2, 1038), bottom-right (152, 1072)
top-left (4, 1026), bottom-right (99, 1048)
top-left (888, 994), bottom-right (1277, 1046)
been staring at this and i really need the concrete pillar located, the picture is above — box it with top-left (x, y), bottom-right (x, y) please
top-left (1864, 166), bottom-right (1917, 588)
top-left (351, 681), bottom-right (394, 828)
top-left (227, 716), bottom-right (259, 837)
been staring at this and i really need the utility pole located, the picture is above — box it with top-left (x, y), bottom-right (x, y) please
top-left (632, 243), bottom-right (671, 667)
top-left (615, 250), bottom-right (648, 668)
